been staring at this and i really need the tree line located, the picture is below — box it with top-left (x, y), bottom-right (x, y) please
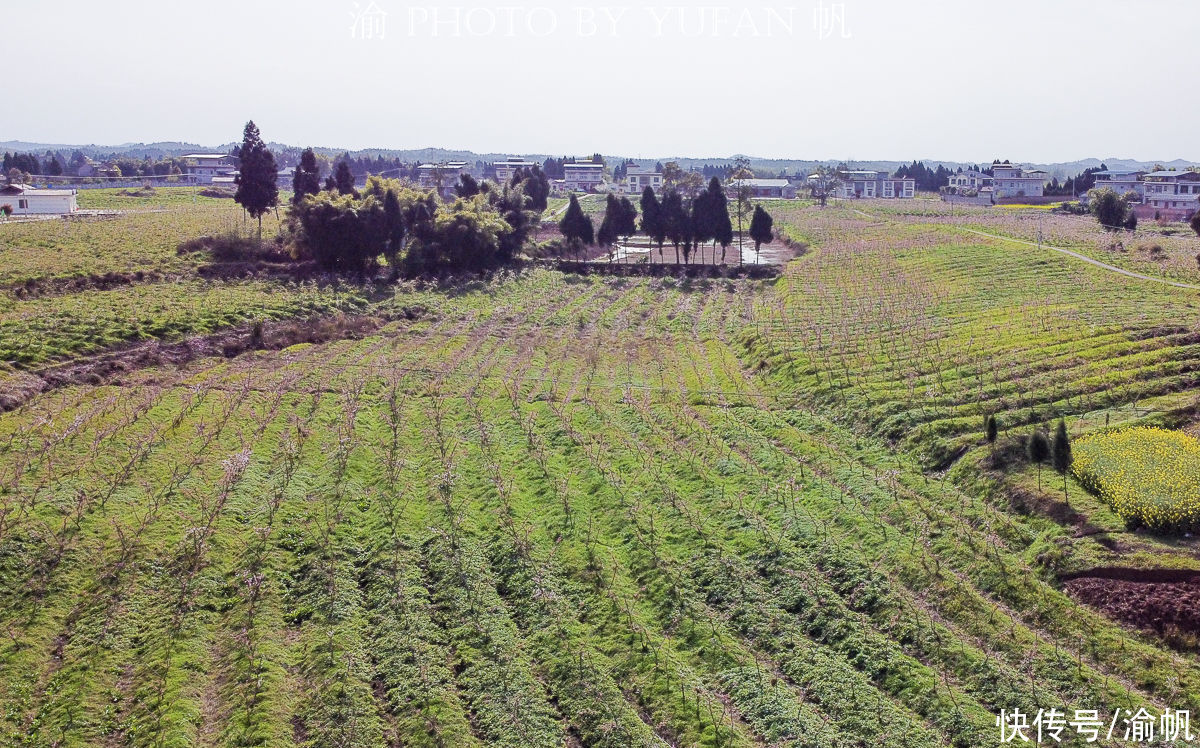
top-left (557, 178), bottom-right (774, 264)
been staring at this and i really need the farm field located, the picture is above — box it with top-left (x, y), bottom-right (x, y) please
top-left (742, 201), bottom-right (1200, 470)
top-left (3, 268), bottom-right (1199, 748)
top-left (2, 192), bottom-right (1200, 747)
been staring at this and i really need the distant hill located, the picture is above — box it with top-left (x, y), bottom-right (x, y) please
top-left (2, 141), bottom-right (1196, 178)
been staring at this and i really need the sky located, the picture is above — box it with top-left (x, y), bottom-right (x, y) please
top-left (4, 0), bottom-right (1197, 162)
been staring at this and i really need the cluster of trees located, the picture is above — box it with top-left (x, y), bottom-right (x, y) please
top-left (291, 176), bottom-right (535, 276)
top-left (1088, 187), bottom-right (1138, 231)
top-left (558, 178), bottom-right (774, 264)
top-left (3, 150), bottom-right (193, 180)
top-left (894, 161), bottom-right (951, 192)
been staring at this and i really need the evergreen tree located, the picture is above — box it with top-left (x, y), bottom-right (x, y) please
top-left (233, 120), bottom-right (279, 237)
top-left (455, 173), bottom-right (481, 198)
top-left (640, 187), bottom-right (664, 262)
top-left (985, 414), bottom-right (999, 464)
top-left (524, 166), bottom-right (550, 212)
top-left (661, 190), bottom-right (690, 264)
top-left (334, 160), bottom-right (356, 196)
top-left (324, 175), bottom-right (337, 192)
top-left (382, 188), bottom-right (406, 274)
top-left (597, 193), bottom-right (620, 251)
top-left (291, 147), bottom-right (321, 204)
top-left (616, 196), bottom-right (638, 244)
top-left (709, 178), bottom-right (734, 263)
top-left (1052, 419), bottom-right (1072, 498)
top-left (559, 194), bottom-right (593, 256)
top-left (749, 205), bottom-right (774, 263)
top-left (1027, 430), bottom-right (1050, 491)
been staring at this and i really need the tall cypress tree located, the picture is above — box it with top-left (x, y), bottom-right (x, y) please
top-left (291, 147), bottom-right (321, 204)
top-left (334, 161), bottom-right (356, 196)
top-left (661, 190), bottom-right (689, 264)
top-left (233, 120), bottom-right (279, 237)
top-left (597, 193), bottom-right (620, 251)
top-left (1052, 419), bottom-right (1072, 499)
top-left (559, 194), bottom-right (593, 256)
top-left (639, 187), bottom-right (663, 262)
top-left (749, 205), bottom-right (774, 263)
top-left (709, 178), bottom-right (734, 263)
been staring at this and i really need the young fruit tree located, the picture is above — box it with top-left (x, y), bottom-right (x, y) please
top-left (233, 120), bottom-right (279, 237)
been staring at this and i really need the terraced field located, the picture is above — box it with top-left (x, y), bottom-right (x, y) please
top-left (2, 269), bottom-right (1197, 748)
top-left (743, 202), bottom-right (1200, 468)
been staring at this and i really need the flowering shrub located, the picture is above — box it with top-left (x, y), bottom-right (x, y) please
top-left (1072, 427), bottom-right (1200, 533)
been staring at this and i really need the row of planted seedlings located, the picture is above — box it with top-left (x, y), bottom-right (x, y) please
top-left (500, 328), bottom-right (862, 746)
top-left (0, 305), bottom-right (419, 745)
top-left (694, 403), bottom-right (1200, 714)
top-left (526, 322), bottom-right (1183, 742)
top-left (544, 384), bottom-right (963, 747)
top-left (1, 375), bottom-right (259, 745)
top-left (475, 382), bottom-right (812, 746)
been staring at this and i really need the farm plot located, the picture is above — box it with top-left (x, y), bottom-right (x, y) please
top-left (0, 191), bottom-right (282, 287)
top-left (743, 202), bottom-right (1200, 468)
top-left (0, 269), bottom-right (1194, 747)
top-left (1072, 427), bottom-right (1200, 533)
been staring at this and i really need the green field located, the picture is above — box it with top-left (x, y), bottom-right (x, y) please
top-left (1, 189), bottom-right (1199, 747)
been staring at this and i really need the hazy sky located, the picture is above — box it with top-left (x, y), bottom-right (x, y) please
top-left (5, 0), bottom-right (1196, 162)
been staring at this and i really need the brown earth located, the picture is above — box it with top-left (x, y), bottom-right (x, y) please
top-left (1063, 568), bottom-right (1200, 640)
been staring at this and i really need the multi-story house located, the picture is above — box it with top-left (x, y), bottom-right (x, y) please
top-left (563, 160), bottom-right (604, 192)
top-left (1091, 169), bottom-right (1146, 199)
top-left (416, 161), bottom-right (468, 193)
top-left (1139, 170), bottom-right (1200, 221)
top-left (989, 163), bottom-right (1046, 198)
top-left (494, 158), bottom-right (536, 184)
top-left (183, 154), bottom-right (237, 184)
top-left (625, 163), bottom-right (662, 194)
top-left (946, 170), bottom-right (992, 193)
top-left (834, 170), bottom-right (915, 199)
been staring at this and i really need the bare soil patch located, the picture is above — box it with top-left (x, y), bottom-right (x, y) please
top-left (1063, 569), bottom-right (1200, 643)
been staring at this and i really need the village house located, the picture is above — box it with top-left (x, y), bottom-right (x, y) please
top-left (990, 163), bottom-right (1045, 198)
top-left (416, 161), bottom-right (468, 193)
top-left (183, 153), bottom-right (237, 184)
top-left (727, 178), bottom-right (797, 199)
top-left (1091, 169), bottom-right (1146, 199)
top-left (946, 169), bottom-right (992, 193)
top-left (493, 158), bottom-right (536, 183)
top-left (832, 170), bottom-right (916, 199)
top-left (0, 183), bottom-right (78, 214)
top-left (1138, 170), bottom-right (1200, 221)
top-left (625, 163), bottom-right (663, 194)
top-left (563, 160), bottom-right (604, 192)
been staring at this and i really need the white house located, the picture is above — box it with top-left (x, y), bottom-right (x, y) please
top-left (1091, 169), bottom-right (1146, 199)
top-left (625, 163), bottom-right (663, 194)
top-left (834, 170), bottom-right (915, 199)
top-left (494, 158), bottom-right (536, 183)
top-left (990, 163), bottom-right (1045, 198)
top-left (946, 169), bottom-right (992, 192)
top-left (0, 184), bottom-right (78, 215)
top-left (563, 161), bottom-right (604, 192)
top-left (1139, 170), bottom-right (1200, 221)
top-left (183, 154), bottom-right (237, 184)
